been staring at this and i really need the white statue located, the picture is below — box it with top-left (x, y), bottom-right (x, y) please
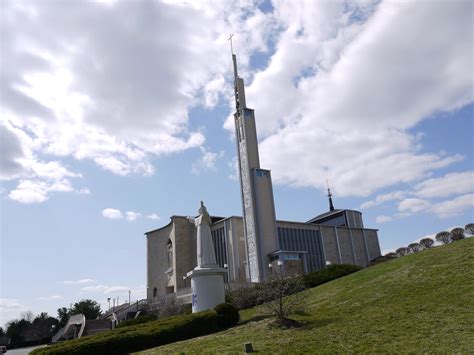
top-left (187, 201), bottom-right (217, 267)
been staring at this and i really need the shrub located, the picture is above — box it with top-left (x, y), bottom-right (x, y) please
top-left (31, 310), bottom-right (220, 355)
top-left (302, 264), bottom-right (361, 289)
top-left (214, 303), bottom-right (239, 328)
top-left (259, 271), bottom-right (305, 325)
top-left (226, 283), bottom-right (266, 309)
top-left (116, 314), bottom-right (156, 328)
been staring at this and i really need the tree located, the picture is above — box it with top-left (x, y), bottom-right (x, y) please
top-left (57, 307), bottom-right (70, 328)
top-left (0, 327), bottom-right (5, 337)
top-left (419, 238), bottom-right (434, 249)
top-left (465, 223), bottom-right (474, 235)
top-left (70, 299), bottom-right (101, 320)
top-left (396, 247), bottom-right (409, 257)
top-left (6, 319), bottom-right (29, 348)
top-left (407, 242), bottom-right (423, 253)
top-left (258, 270), bottom-right (305, 326)
top-left (451, 227), bottom-right (465, 241)
top-left (57, 299), bottom-right (102, 328)
top-left (33, 313), bottom-right (59, 343)
top-left (384, 252), bottom-right (397, 258)
top-left (435, 231), bottom-right (452, 245)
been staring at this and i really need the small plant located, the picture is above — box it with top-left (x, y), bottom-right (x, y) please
top-left (259, 270), bottom-right (305, 326)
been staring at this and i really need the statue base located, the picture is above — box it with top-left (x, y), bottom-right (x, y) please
top-left (186, 266), bottom-right (226, 313)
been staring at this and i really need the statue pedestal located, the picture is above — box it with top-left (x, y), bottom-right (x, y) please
top-left (186, 266), bottom-right (226, 313)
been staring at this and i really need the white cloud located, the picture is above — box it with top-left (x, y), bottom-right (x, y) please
top-left (431, 194), bottom-right (474, 219)
top-left (63, 278), bottom-right (97, 285)
top-left (125, 211), bottom-right (141, 221)
top-left (102, 208), bottom-right (123, 220)
top-left (414, 171), bottom-right (474, 199)
top-left (37, 295), bottom-right (63, 301)
top-left (361, 190), bottom-right (406, 209)
top-left (0, 298), bottom-right (28, 326)
top-left (191, 148), bottom-right (224, 175)
top-left (8, 179), bottom-right (76, 204)
top-left (376, 215), bottom-right (393, 224)
top-left (1, 0), bottom-right (268, 190)
top-left (398, 198), bottom-right (431, 214)
top-left (146, 213), bottom-right (160, 220)
top-left (231, 0), bottom-right (472, 197)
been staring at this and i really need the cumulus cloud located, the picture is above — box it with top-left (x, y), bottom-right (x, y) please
top-left (125, 211), bottom-right (141, 221)
top-left (230, 0), bottom-right (472, 197)
top-left (1, 0), bottom-right (269, 200)
top-left (191, 148), bottom-right (224, 175)
top-left (376, 215), bottom-right (393, 224)
top-left (414, 171), bottom-right (474, 199)
top-left (102, 208), bottom-right (123, 220)
top-left (431, 194), bottom-right (474, 219)
top-left (146, 213), bottom-right (160, 220)
top-left (361, 190), bottom-right (406, 209)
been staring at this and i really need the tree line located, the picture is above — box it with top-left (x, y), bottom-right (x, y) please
top-left (386, 223), bottom-right (473, 258)
top-left (1, 299), bottom-right (101, 349)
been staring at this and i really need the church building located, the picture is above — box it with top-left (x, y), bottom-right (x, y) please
top-left (145, 51), bottom-right (381, 303)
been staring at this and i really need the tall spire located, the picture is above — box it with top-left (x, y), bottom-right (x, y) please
top-left (229, 34), bottom-right (246, 112)
top-left (326, 178), bottom-right (335, 211)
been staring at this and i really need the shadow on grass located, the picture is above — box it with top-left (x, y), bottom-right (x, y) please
top-left (238, 315), bottom-right (271, 326)
top-left (304, 317), bottom-right (338, 330)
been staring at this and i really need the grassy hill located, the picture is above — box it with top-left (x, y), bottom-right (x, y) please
top-left (139, 238), bottom-right (474, 353)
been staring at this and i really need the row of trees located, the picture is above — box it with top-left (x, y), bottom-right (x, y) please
top-left (387, 223), bottom-right (473, 258)
top-left (1, 299), bottom-right (101, 349)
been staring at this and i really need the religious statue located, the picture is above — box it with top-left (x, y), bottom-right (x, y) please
top-left (187, 201), bottom-right (217, 268)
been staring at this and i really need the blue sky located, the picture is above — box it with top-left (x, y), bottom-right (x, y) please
top-left (1, 0), bottom-right (473, 326)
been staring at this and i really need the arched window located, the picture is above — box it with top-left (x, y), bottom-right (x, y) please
top-left (153, 287), bottom-right (157, 298)
top-left (167, 239), bottom-right (173, 269)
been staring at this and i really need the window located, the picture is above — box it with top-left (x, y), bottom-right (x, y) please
top-left (166, 239), bottom-right (173, 269)
top-left (153, 287), bottom-right (157, 298)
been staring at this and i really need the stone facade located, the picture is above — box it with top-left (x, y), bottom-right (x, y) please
top-left (146, 215), bottom-right (381, 302)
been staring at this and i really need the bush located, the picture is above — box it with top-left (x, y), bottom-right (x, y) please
top-left (116, 314), bottom-right (156, 328)
top-left (214, 303), bottom-right (239, 328)
top-left (226, 283), bottom-right (267, 310)
top-left (302, 264), bottom-right (361, 289)
top-left (31, 310), bottom-right (220, 355)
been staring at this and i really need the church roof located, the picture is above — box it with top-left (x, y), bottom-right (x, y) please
top-left (306, 209), bottom-right (344, 223)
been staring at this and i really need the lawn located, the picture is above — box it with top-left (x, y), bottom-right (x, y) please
top-left (139, 238), bottom-right (474, 353)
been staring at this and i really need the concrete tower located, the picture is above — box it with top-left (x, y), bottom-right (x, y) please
top-left (231, 48), bottom-right (278, 282)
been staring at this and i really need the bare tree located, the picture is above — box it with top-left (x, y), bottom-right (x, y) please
top-left (419, 238), bottom-right (434, 249)
top-left (259, 270), bottom-right (305, 326)
top-left (435, 231), bottom-right (452, 245)
top-left (396, 247), bottom-right (410, 257)
top-left (464, 223), bottom-right (474, 236)
top-left (407, 242), bottom-right (423, 253)
top-left (451, 227), bottom-right (465, 241)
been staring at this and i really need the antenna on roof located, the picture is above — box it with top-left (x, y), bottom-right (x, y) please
top-left (326, 178), bottom-right (335, 211)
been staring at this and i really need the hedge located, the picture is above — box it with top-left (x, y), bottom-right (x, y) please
top-left (116, 314), bottom-right (157, 328)
top-left (31, 308), bottom-right (224, 355)
top-left (302, 264), bottom-right (362, 289)
top-left (215, 303), bottom-right (240, 328)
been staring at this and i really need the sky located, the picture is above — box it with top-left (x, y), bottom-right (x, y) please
top-left (0, 0), bottom-right (473, 327)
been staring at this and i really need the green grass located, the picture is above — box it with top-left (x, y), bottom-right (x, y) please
top-left (139, 238), bottom-right (474, 353)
